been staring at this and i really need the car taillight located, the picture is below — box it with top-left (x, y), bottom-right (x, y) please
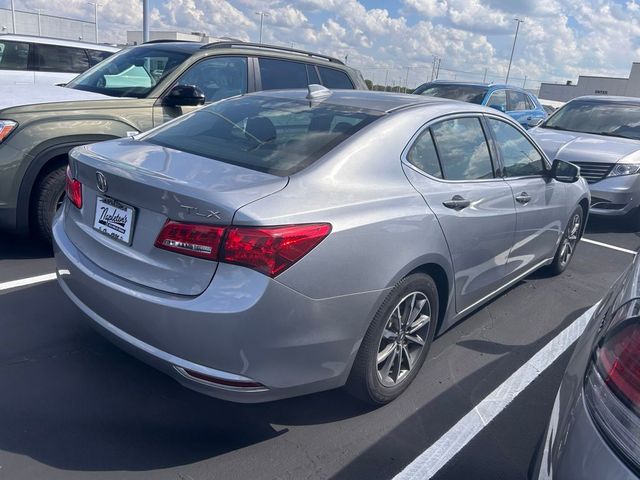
top-left (585, 309), bottom-right (640, 470)
top-left (154, 221), bottom-right (331, 277)
top-left (65, 165), bottom-right (82, 209)
top-left (154, 221), bottom-right (225, 260)
top-left (221, 224), bottom-right (332, 277)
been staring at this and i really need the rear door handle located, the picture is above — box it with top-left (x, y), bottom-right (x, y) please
top-left (443, 195), bottom-right (471, 211)
top-left (515, 192), bottom-right (531, 204)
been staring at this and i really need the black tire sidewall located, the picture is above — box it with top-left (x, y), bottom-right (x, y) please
top-left (348, 273), bottom-right (439, 405)
top-left (32, 165), bottom-right (66, 243)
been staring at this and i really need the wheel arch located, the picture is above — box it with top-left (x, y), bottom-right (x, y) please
top-left (16, 135), bottom-right (119, 232)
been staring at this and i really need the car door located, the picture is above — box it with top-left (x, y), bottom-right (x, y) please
top-left (402, 115), bottom-right (517, 314)
top-left (153, 55), bottom-right (249, 126)
top-left (507, 90), bottom-right (532, 128)
top-left (485, 116), bottom-right (566, 277)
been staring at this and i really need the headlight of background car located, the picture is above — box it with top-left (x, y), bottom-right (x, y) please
top-left (0, 120), bottom-right (17, 143)
top-left (609, 163), bottom-right (640, 177)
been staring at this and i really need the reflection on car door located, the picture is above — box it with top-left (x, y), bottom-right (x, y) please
top-left (485, 117), bottom-right (565, 277)
top-left (154, 56), bottom-right (249, 126)
top-left (402, 115), bottom-right (517, 314)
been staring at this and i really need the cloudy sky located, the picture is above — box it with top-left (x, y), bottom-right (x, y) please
top-left (3, 0), bottom-right (640, 88)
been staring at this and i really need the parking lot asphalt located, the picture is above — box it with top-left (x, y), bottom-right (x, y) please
top-left (0, 216), bottom-right (637, 480)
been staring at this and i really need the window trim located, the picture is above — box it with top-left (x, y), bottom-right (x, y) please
top-left (401, 113), bottom-right (502, 184)
top-left (482, 113), bottom-right (552, 180)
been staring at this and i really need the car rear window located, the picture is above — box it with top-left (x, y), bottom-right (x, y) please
top-left (414, 84), bottom-right (488, 104)
top-left (143, 95), bottom-right (382, 176)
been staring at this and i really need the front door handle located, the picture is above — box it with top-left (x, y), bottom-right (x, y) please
top-left (515, 192), bottom-right (531, 204)
top-left (443, 195), bottom-right (471, 211)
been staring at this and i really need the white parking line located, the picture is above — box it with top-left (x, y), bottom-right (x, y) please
top-left (393, 302), bottom-right (600, 480)
top-left (581, 237), bottom-right (637, 255)
top-left (0, 273), bottom-right (57, 292)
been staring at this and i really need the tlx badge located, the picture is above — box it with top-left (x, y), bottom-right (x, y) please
top-left (180, 205), bottom-right (221, 220)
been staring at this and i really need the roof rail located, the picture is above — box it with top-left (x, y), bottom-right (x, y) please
top-left (142, 39), bottom-right (201, 44)
top-left (201, 41), bottom-right (345, 65)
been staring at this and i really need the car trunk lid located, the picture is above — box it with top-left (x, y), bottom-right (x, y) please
top-left (64, 138), bottom-right (288, 295)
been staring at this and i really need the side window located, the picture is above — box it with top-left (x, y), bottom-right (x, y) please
top-left (35, 45), bottom-right (89, 73)
top-left (486, 90), bottom-right (507, 111)
top-left (488, 118), bottom-right (545, 177)
top-left (0, 40), bottom-right (30, 70)
top-left (525, 94), bottom-right (536, 110)
top-left (318, 66), bottom-right (354, 89)
top-left (306, 64), bottom-right (320, 84)
top-left (86, 49), bottom-right (113, 66)
top-left (406, 129), bottom-right (443, 178)
top-left (259, 58), bottom-right (308, 90)
top-left (507, 90), bottom-right (529, 111)
top-left (177, 56), bottom-right (247, 103)
top-left (430, 117), bottom-right (494, 180)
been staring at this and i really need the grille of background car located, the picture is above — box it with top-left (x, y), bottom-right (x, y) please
top-left (570, 161), bottom-right (614, 183)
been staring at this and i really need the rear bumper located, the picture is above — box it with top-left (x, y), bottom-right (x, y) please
top-left (588, 174), bottom-right (640, 216)
top-left (53, 207), bottom-right (385, 402)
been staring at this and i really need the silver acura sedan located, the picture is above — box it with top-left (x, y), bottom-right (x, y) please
top-left (531, 96), bottom-right (640, 224)
top-left (53, 88), bottom-right (590, 404)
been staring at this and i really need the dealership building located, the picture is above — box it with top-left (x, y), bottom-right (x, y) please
top-left (539, 62), bottom-right (640, 102)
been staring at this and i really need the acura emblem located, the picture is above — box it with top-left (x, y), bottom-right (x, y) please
top-left (96, 171), bottom-right (108, 193)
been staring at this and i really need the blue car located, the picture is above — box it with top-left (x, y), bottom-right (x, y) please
top-left (413, 81), bottom-right (548, 129)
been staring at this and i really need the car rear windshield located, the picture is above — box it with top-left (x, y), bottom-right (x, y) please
top-left (66, 46), bottom-right (194, 98)
top-left (543, 101), bottom-right (640, 140)
top-left (414, 84), bottom-right (488, 104)
top-left (142, 95), bottom-right (383, 176)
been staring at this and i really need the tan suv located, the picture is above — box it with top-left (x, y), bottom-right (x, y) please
top-left (0, 40), bottom-right (367, 241)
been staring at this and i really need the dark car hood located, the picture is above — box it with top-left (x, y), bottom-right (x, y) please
top-left (530, 127), bottom-right (640, 165)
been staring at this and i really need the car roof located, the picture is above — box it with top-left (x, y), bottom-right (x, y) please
top-left (0, 34), bottom-right (119, 51)
top-left (421, 80), bottom-right (531, 93)
top-left (570, 95), bottom-right (640, 105)
top-left (249, 89), bottom-right (487, 113)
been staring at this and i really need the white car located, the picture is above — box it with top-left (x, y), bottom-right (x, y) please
top-left (0, 34), bottom-right (119, 86)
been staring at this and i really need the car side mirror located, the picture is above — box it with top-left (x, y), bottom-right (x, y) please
top-left (489, 104), bottom-right (505, 113)
top-left (163, 85), bottom-right (206, 107)
top-left (528, 117), bottom-right (543, 128)
top-left (551, 159), bottom-right (580, 183)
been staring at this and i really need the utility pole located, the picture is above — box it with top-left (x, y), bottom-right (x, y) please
top-left (142, 0), bottom-right (149, 42)
top-left (505, 18), bottom-right (524, 85)
top-left (523, 75), bottom-right (527, 89)
top-left (383, 69), bottom-right (389, 92)
top-left (10, 0), bottom-right (16, 33)
top-left (88, 2), bottom-right (101, 43)
top-left (435, 57), bottom-right (441, 79)
top-left (255, 11), bottom-right (269, 43)
top-left (404, 66), bottom-right (411, 93)
top-left (36, 9), bottom-right (41, 36)
top-left (483, 68), bottom-right (488, 83)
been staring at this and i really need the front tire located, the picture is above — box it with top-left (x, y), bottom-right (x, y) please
top-left (346, 273), bottom-right (439, 405)
top-left (547, 206), bottom-right (584, 276)
top-left (31, 165), bottom-right (66, 244)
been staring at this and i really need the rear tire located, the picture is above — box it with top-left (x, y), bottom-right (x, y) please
top-left (31, 165), bottom-right (66, 244)
top-left (346, 273), bottom-right (439, 405)
top-left (546, 206), bottom-right (584, 276)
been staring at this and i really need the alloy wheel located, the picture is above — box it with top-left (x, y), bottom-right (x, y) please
top-left (376, 291), bottom-right (431, 387)
top-left (559, 213), bottom-right (581, 267)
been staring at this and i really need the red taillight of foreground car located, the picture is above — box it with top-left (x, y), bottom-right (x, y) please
top-left (221, 224), bottom-right (332, 277)
top-left (585, 316), bottom-right (640, 470)
top-left (65, 165), bottom-right (82, 209)
top-left (154, 221), bottom-right (331, 277)
top-left (597, 321), bottom-right (640, 412)
top-left (154, 221), bottom-right (225, 260)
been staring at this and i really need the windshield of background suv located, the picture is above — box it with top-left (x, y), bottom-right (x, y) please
top-left (543, 101), bottom-right (640, 140)
top-left (414, 84), bottom-right (488, 104)
top-left (142, 95), bottom-right (383, 176)
top-left (66, 46), bottom-right (193, 98)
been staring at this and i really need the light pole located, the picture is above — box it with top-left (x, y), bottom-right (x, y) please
top-left (505, 18), bottom-right (524, 85)
top-left (142, 0), bottom-right (149, 42)
top-left (255, 11), bottom-right (269, 43)
top-left (10, 0), bottom-right (16, 33)
top-left (88, 2), bottom-right (101, 43)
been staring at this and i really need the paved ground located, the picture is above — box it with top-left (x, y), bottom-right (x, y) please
top-left (0, 216), bottom-right (636, 480)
